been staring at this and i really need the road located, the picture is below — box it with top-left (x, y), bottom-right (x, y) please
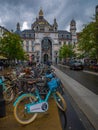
top-left (55, 65), bottom-right (98, 95)
top-left (54, 65), bottom-right (97, 130)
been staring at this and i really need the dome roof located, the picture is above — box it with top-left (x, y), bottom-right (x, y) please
top-left (96, 5), bottom-right (98, 13)
top-left (96, 5), bottom-right (98, 8)
top-left (70, 19), bottom-right (76, 25)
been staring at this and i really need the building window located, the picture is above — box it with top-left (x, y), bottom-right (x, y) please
top-left (32, 41), bottom-right (34, 45)
top-left (26, 46), bottom-right (29, 52)
top-left (59, 42), bottom-right (61, 45)
top-left (42, 38), bottom-right (50, 51)
top-left (37, 51), bottom-right (40, 55)
top-left (40, 27), bottom-right (44, 31)
top-left (29, 34), bottom-right (31, 37)
top-left (68, 41), bottom-right (71, 44)
top-left (66, 35), bottom-right (69, 39)
top-left (36, 26), bottom-right (38, 31)
top-left (55, 27), bottom-right (57, 31)
top-left (32, 47), bottom-right (34, 52)
top-left (26, 41), bottom-right (29, 52)
top-left (23, 34), bottom-right (26, 38)
top-left (74, 42), bottom-right (76, 46)
top-left (21, 42), bottom-right (24, 48)
top-left (26, 41), bottom-right (29, 46)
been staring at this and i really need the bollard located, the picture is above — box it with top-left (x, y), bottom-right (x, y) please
top-left (0, 84), bottom-right (6, 117)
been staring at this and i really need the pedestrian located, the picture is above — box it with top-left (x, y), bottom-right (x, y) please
top-left (0, 60), bottom-right (4, 71)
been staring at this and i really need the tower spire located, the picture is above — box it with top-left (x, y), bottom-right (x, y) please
top-left (53, 18), bottom-right (58, 31)
top-left (39, 7), bottom-right (44, 19)
top-left (16, 22), bottom-right (20, 31)
top-left (95, 5), bottom-right (98, 21)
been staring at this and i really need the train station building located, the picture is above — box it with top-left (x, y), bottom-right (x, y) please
top-left (15, 8), bottom-right (77, 63)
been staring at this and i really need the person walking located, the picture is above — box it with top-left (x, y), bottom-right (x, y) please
top-left (0, 60), bottom-right (3, 71)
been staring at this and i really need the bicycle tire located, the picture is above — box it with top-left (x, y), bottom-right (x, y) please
top-left (54, 91), bottom-right (67, 111)
top-left (14, 94), bottom-right (38, 125)
top-left (3, 86), bottom-right (14, 103)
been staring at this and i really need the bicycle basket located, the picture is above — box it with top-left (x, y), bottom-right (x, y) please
top-left (47, 78), bottom-right (58, 90)
top-left (45, 73), bottom-right (54, 79)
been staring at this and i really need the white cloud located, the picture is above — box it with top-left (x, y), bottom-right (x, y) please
top-left (21, 21), bottom-right (29, 30)
top-left (76, 20), bottom-right (84, 32)
top-left (0, 19), bottom-right (5, 27)
top-left (0, 19), bottom-right (2, 25)
top-left (0, 0), bottom-right (97, 32)
top-left (65, 25), bottom-right (70, 32)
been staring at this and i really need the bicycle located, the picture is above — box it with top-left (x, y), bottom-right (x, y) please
top-left (0, 72), bottom-right (26, 104)
top-left (0, 76), bottom-right (14, 103)
top-left (13, 77), bottom-right (67, 125)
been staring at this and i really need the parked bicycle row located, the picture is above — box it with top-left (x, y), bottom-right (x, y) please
top-left (0, 64), bottom-right (67, 125)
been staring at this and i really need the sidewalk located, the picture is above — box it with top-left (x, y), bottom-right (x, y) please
top-left (52, 65), bottom-right (98, 130)
top-left (0, 98), bottom-right (62, 130)
top-left (83, 70), bottom-right (98, 76)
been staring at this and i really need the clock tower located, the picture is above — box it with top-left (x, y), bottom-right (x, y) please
top-left (70, 19), bottom-right (77, 44)
top-left (96, 5), bottom-right (98, 21)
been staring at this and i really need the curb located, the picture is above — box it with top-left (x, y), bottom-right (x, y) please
top-left (52, 66), bottom-right (98, 130)
top-left (83, 70), bottom-right (98, 76)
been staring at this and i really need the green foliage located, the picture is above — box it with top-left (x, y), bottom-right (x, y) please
top-left (59, 43), bottom-right (75, 60)
top-left (0, 32), bottom-right (25, 60)
top-left (78, 18), bottom-right (98, 60)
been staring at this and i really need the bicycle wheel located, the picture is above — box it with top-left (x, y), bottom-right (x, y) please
top-left (14, 94), bottom-right (38, 125)
top-left (54, 91), bottom-right (67, 111)
top-left (3, 86), bottom-right (14, 103)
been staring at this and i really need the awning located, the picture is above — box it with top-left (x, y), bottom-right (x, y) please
top-left (0, 55), bottom-right (7, 59)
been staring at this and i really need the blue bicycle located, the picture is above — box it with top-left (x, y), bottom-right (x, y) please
top-left (13, 76), bottom-right (67, 125)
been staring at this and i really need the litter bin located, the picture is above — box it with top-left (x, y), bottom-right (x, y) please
top-left (0, 99), bottom-right (6, 117)
top-left (0, 84), bottom-right (6, 117)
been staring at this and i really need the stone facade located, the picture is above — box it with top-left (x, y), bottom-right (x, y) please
top-left (0, 26), bottom-right (9, 38)
top-left (15, 9), bottom-right (77, 63)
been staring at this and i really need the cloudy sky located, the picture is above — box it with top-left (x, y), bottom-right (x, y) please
top-left (0, 0), bottom-right (98, 32)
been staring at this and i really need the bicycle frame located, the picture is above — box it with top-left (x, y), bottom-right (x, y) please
top-left (0, 78), bottom-right (7, 91)
top-left (13, 74), bottom-right (62, 114)
top-left (13, 84), bottom-right (57, 113)
top-left (35, 87), bottom-right (52, 102)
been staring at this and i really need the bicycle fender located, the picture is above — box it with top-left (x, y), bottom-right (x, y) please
top-left (13, 93), bottom-right (33, 107)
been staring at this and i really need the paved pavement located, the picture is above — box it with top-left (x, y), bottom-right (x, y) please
top-left (0, 68), bottom-right (63, 130)
top-left (52, 65), bottom-right (98, 130)
top-left (0, 98), bottom-right (62, 130)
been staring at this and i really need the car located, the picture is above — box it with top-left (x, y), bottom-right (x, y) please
top-left (92, 63), bottom-right (98, 72)
top-left (70, 61), bottom-right (84, 70)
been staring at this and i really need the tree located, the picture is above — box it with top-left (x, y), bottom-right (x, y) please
top-left (0, 32), bottom-right (26, 61)
top-left (59, 43), bottom-right (75, 61)
top-left (78, 16), bottom-right (98, 61)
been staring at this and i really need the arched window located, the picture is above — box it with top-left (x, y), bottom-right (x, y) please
top-left (42, 38), bottom-right (51, 51)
